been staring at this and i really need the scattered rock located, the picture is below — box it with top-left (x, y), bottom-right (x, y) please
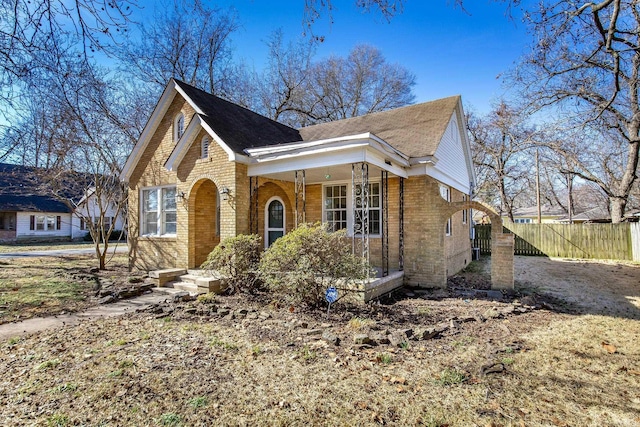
top-left (303, 329), bottom-right (324, 336)
top-left (480, 362), bottom-right (505, 375)
top-left (354, 334), bottom-right (372, 345)
top-left (483, 307), bottom-right (502, 319)
top-left (98, 295), bottom-right (116, 305)
top-left (322, 331), bottom-right (340, 346)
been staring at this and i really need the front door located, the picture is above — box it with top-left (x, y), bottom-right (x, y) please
top-left (265, 197), bottom-right (285, 247)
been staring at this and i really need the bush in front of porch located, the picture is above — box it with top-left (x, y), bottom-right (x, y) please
top-left (259, 223), bottom-right (372, 306)
top-left (201, 234), bottom-right (262, 293)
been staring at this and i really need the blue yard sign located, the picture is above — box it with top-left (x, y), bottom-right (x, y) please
top-left (325, 287), bottom-right (338, 304)
top-left (326, 287), bottom-right (339, 314)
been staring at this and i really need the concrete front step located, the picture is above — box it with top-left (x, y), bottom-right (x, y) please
top-left (147, 268), bottom-right (187, 287)
top-left (170, 281), bottom-right (204, 295)
top-left (178, 274), bottom-right (226, 293)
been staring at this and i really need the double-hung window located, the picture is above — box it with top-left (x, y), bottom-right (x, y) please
top-left (324, 185), bottom-right (347, 232)
top-left (141, 186), bottom-right (177, 236)
top-left (354, 182), bottom-right (381, 235)
top-left (323, 182), bottom-right (381, 236)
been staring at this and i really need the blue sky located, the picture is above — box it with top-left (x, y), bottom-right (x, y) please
top-left (137, 0), bottom-right (535, 114)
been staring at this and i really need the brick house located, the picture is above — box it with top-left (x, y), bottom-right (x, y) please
top-left (121, 79), bottom-right (511, 289)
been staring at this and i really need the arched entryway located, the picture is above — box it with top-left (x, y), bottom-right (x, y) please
top-left (443, 200), bottom-right (514, 290)
top-left (188, 178), bottom-right (220, 268)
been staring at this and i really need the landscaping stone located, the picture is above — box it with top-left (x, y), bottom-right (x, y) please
top-left (303, 329), bottom-right (323, 336)
top-left (98, 295), bottom-right (116, 305)
top-left (322, 331), bottom-right (340, 346)
top-left (354, 334), bottom-right (372, 345)
top-left (483, 307), bottom-right (502, 319)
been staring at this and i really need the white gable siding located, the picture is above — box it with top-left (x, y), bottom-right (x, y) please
top-left (16, 212), bottom-right (72, 239)
top-left (431, 113), bottom-right (472, 194)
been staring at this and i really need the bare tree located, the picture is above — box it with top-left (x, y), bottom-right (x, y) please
top-left (513, 0), bottom-right (640, 222)
top-left (117, 0), bottom-right (239, 99)
top-left (253, 30), bottom-right (317, 126)
top-left (0, 0), bottom-right (135, 106)
top-left (12, 41), bottom-right (136, 269)
top-left (468, 102), bottom-right (536, 220)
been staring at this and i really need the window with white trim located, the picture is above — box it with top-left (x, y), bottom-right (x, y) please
top-left (29, 215), bottom-right (61, 231)
top-left (440, 184), bottom-right (452, 236)
top-left (265, 197), bottom-right (285, 247)
top-left (354, 182), bottom-right (381, 235)
top-left (174, 113), bottom-right (185, 142)
top-left (514, 218), bottom-right (532, 224)
top-left (141, 186), bottom-right (177, 236)
top-left (201, 136), bottom-right (210, 159)
top-left (324, 184), bottom-right (347, 232)
top-left (323, 182), bottom-right (382, 236)
top-left (462, 194), bottom-right (468, 224)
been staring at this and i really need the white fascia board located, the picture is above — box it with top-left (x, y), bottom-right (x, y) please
top-left (409, 155), bottom-right (439, 166)
top-left (164, 115), bottom-right (203, 171)
top-left (456, 99), bottom-right (477, 188)
top-left (174, 85), bottom-right (205, 115)
top-left (247, 132), bottom-right (410, 163)
top-left (246, 133), bottom-right (372, 156)
top-left (248, 135), bottom-right (410, 168)
top-left (120, 81), bottom-right (178, 181)
top-left (198, 120), bottom-right (246, 162)
top-left (408, 164), bottom-right (471, 194)
top-left (248, 146), bottom-right (408, 178)
top-left (363, 151), bottom-right (409, 178)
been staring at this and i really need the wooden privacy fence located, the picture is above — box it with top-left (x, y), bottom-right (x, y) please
top-left (474, 223), bottom-right (638, 261)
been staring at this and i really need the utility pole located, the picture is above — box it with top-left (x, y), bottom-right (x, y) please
top-left (536, 149), bottom-right (541, 224)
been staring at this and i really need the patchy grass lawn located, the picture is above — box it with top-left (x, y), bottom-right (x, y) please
top-left (0, 255), bottom-right (638, 426)
top-left (0, 254), bottom-right (128, 323)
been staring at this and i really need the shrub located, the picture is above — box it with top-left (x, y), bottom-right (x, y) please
top-left (201, 234), bottom-right (261, 293)
top-left (259, 222), bottom-right (371, 306)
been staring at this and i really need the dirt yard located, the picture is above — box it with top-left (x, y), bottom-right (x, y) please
top-left (514, 256), bottom-right (640, 319)
top-left (0, 255), bottom-right (638, 426)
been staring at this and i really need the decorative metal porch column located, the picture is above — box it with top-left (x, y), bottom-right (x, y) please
top-left (352, 162), bottom-right (369, 264)
top-left (249, 176), bottom-right (259, 235)
top-left (294, 170), bottom-right (306, 227)
top-left (381, 170), bottom-right (389, 277)
top-left (399, 177), bottom-right (404, 271)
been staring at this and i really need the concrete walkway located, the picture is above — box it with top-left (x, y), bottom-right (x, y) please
top-left (0, 290), bottom-right (172, 341)
top-left (0, 245), bottom-right (128, 258)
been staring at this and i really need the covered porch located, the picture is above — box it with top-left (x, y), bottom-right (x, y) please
top-left (245, 133), bottom-right (409, 285)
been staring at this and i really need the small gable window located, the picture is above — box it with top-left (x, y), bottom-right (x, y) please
top-left (174, 113), bottom-right (185, 142)
top-left (201, 136), bottom-right (210, 159)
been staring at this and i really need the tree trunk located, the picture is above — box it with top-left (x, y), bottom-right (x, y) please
top-left (610, 197), bottom-right (627, 224)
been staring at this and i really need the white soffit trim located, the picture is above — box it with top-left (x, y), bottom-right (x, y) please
top-left (456, 98), bottom-right (477, 188)
top-left (407, 164), bottom-right (471, 194)
top-left (164, 115), bottom-right (203, 171)
top-left (247, 133), bottom-right (409, 167)
top-left (120, 80), bottom-right (178, 181)
top-left (174, 85), bottom-right (205, 115)
top-left (247, 145), bottom-right (409, 178)
top-left (198, 120), bottom-right (250, 163)
top-left (246, 132), bottom-right (409, 162)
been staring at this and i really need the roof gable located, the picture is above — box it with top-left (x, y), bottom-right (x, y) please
top-left (174, 80), bottom-right (303, 154)
top-left (121, 79), bottom-right (303, 181)
top-left (298, 96), bottom-right (460, 158)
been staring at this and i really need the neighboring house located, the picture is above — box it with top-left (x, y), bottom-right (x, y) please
top-left (120, 79), bottom-right (502, 289)
top-left (0, 163), bottom-right (124, 242)
top-left (506, 205), bottom-right (567, 224)
top-left (557, 206), bottom-right (611, 223)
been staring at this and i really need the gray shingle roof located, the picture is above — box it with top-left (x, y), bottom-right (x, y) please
top-left (0, 163), bottom-right (73, 213)
top-left (174, 80), bottom-right (303, 153)
top-left (298, 96), bottom-right (461, 158)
